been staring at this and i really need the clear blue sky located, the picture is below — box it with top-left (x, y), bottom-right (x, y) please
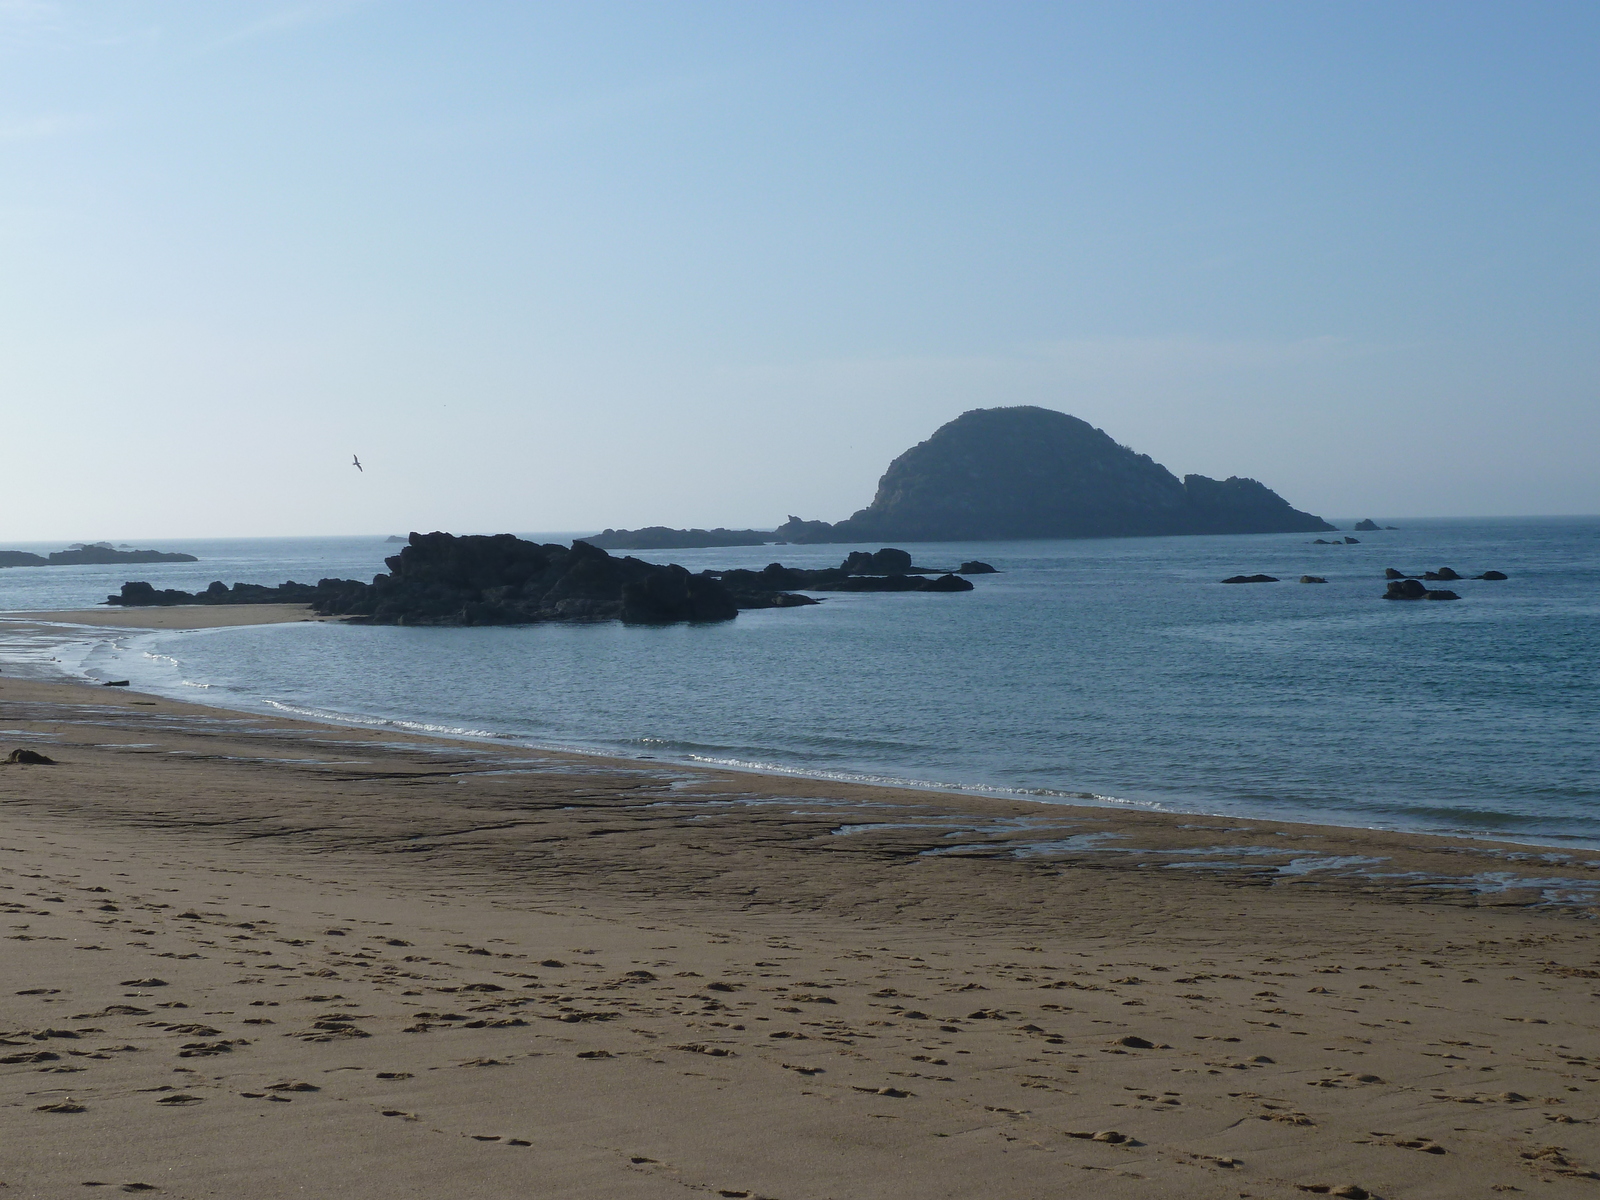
top-left (2, 1), bottom-right (1596, 539)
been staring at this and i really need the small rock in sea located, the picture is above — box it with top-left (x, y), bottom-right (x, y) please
top-left (1222, 574), bottom-right (1279, 584)
top-left (1352, 519), bottom-right (1381, 532)
top-left (1422, 567), bottom-right (1461, 581)
top-left (1311, 538), bottom-right (1332, 544)
top-left (4, 748), bottom-right (56, 765)
top-left (102, 680), bottom-right (130, 687)
top-left (958, 560), bottom-right (998, 574)
top-left (1384, 567), bottom-right (1406, 579)
top-left (1476, 570), bottom-right (1508, 580)
top-left (1299, 576), bottom-right (1328, 584)
top-left (1343, 536), bottom-right (1360, 544)
top-left (1425, 589), bottom-right (1460, 600)
top-left (1383, 579), bottom-right (1428, 600)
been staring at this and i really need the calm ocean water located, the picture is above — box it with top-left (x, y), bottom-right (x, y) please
top-left (2, 520), bottom-right (1597, 846)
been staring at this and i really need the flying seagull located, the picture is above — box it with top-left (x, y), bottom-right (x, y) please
top-left (352, 455), bottom-right (363, 472)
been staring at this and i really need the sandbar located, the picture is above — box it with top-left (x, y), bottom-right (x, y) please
top-left (1, 603), bottom-right (329, 630)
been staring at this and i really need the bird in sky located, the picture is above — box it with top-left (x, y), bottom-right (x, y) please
top-left (352, 455), bottom-right (363, 472)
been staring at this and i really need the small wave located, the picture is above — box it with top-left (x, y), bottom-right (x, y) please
top-left (260, 698), bottom-right (498, 739)
top-left (680, 752), bottom-right (1156, 809)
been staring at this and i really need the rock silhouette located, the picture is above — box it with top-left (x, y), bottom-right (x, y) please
top-left (775, 407), bottom-right (1333, 543)
top-left (595, 407), bottom-right (1333, 546)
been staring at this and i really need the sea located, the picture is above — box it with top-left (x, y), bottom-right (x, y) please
top-left (1, 519), bottom-right (1596, 848)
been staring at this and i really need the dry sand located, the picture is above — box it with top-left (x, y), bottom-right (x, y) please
top-left (3, 675), bottom-right (1600, 1199)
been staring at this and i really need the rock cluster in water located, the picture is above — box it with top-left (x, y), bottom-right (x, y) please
top-left (105, 534), bottom-right (985, 626)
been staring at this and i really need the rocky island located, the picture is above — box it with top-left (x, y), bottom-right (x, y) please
top-left (0, 542), bottom-right (198, 568)
top-left (105, 533), bottom-right (980, 626)
top-left (586, 526), bottom-right (777, 551)
top-left (591, 405), bottom-right (1333, 548)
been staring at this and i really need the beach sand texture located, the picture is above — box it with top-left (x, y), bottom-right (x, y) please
top-left (3, 677), bottom-right (1600, 1198)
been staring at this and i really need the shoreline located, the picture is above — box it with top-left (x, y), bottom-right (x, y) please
top-left (4, 674), bottom-right (1600, 1196)
top-left (2, 604), bottom-right (1596, 856)
top-left (4, 673), bottom-right (1600, 911)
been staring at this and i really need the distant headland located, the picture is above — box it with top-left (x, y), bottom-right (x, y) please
top-left (590, 405), bottom-right (1334, 548)
top-left (0, 542), bottom-right (198, 568)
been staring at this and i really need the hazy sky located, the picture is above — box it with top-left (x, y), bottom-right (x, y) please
top-left (2, 1), bottom-right (1596, 540)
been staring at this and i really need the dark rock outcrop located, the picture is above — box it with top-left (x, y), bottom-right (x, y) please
top-left (108, 578), bottom-right (367, 609)
top-left (321, 534), bottom-right (746, 626)
top-left (1222, 574), bottom-right (1279, 584)
top-left (108, 534), bottom-right (785, 626)
top-left (1353, 519), bottom-right (1381, 532)
top-left (586, 526), bottom-right (777, 551)
top-left (1476, 570), bottom-right (1508, 580)
top-left (0, 551), bottom-right (47, 567)
top-left (1300, 575), bottom-right (1328, 583)
top-left (841, 548), bottom-right (916, 574)
top-left (958, 561), bottom-right (998, 574)
top-left (3, 748), bottom-right (55, 765)
top-left (774, 407), bottom-right (1333, 544)
top-left (108, 535), bottom-right (985, 625)
top-left (1343, 537), bottom-right (1360, 544)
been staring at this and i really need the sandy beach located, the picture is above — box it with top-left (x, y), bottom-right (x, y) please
top-left (3, 668), bottom-right (1600, 1199)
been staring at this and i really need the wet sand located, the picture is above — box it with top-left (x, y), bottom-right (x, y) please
top-left (3, 675), bottom-right (1600, 1199)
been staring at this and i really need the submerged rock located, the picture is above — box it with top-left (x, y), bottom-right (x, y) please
top-left (1222, 574), bottom-right (1280, 584)
top-left (1384, 580), bottom-right (1460, 601)
top-left (1299, 575), bottom-right (1328, 583)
